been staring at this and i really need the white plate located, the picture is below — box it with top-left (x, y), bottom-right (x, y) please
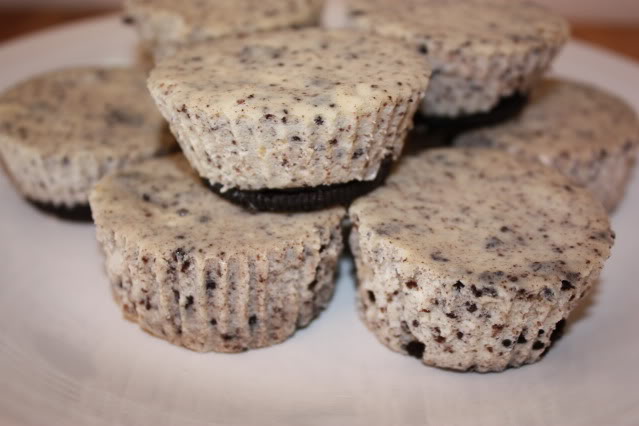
top-left (1, 15), bottom-right (638, 426)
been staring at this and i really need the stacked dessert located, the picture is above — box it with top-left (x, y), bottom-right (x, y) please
top-left (0, 0), bottom-right (636, 371)
top-left (92, 24), bottom-right (429, 352)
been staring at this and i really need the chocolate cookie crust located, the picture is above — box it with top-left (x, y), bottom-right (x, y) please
top-left (417, 92), bottom-right (528, 132)
top-left (205, 155), bottom-right (393, 212)
top-left (26, 200), bottom-right (93, 222)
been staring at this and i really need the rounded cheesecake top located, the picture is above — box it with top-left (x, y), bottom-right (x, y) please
top-left (455, 79), bottom-right (639, 161)
top-left (148, 28), bottom-right (429, 128)
top-left (0, 67), bottom-right (172, 158)
top-left (349, 148), bottom-right (613, 293)
top-left (124, 0), bottom-right (324, 47)
top-left (344, 0), bottom-right (569, 57)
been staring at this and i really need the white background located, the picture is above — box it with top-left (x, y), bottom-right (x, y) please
top-left (0, 0), bottom-right (638, 23)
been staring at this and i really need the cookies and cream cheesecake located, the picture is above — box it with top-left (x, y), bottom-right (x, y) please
top-left (342, 0), bottom-right (569, 126)
top-left (0, 67), bottom-right (175, 221)
top-left (148, 28), bottom-right (430, 211)
top-left (455, 79), bottom-right (639, 211)
top-left (90, 154), bottom-right (346, 352)
top-left (349, 148), bottom-right (614, 372)
top-left (124, 0), bottom-right (325, 59)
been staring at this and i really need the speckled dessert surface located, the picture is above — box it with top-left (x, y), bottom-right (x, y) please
top-left (89, 154), bottom-right (345, 353)
top-left (349, 148), bottom-right (614, 372)
top-left (0, 67), bottom-right (175, 208)
top-left (343, 0), bottom-right (569, 117)
top-left (455, 79), bottom-right (639, 211)
top-left (148, 28), bottom-right (429, 191)
top-left (124, 0), bottom-right (324, 58)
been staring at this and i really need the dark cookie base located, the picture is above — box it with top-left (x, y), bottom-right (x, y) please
top-left (205, 157), bottom-right (394, 212)
top-left (540, 318), bottom-right (567, 358)
top-left (404, 127), bottom-right (455, 155)
top-left (417, 92), bottom-right (528, 133)
top-left (27, 199), bottom-right (93, 222)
